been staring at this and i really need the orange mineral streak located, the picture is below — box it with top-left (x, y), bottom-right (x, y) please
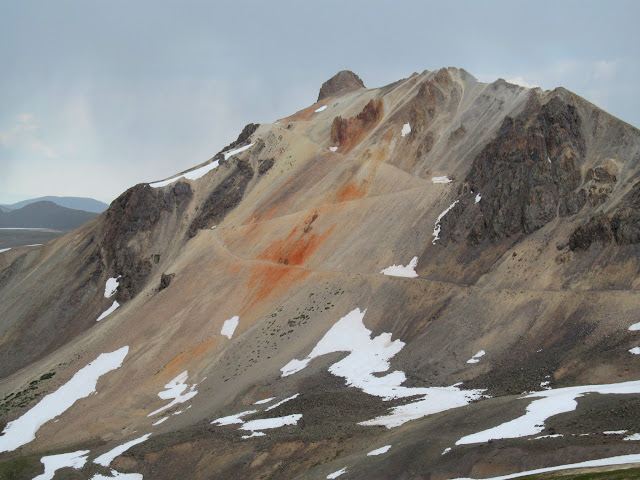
top-left (336, 179), bottom-right (369, 202)
top-left (161, 337), bottom-right (219, 378)
top-left (241, 221), bottom-right (335, 313)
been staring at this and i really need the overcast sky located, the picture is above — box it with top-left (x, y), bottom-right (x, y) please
top-left (1, 0), bottom-right (638, 205)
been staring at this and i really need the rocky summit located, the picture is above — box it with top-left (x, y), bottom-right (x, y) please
top-left (1, 67), bottom-right (640, 480)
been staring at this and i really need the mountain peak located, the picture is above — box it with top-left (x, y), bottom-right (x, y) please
top-left (317, 70), bottom-right (365, 101)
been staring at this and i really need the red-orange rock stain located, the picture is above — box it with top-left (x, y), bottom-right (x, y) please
top-left (160, 336), bottom-right (219, 379)
top-left (240, 221), bottom-right (335, 313)
top-left (336, 180), bottom-right (369, 202)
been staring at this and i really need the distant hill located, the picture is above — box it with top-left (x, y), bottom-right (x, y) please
top-left (1, 196), bottom-right (109, 213)
top-left (0, 201), bottom-right (97, 229)
top-left (0, 206), bottom-right (11, 213)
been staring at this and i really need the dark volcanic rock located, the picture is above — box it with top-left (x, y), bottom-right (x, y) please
top-left (213, 123), bottom-right (260, 162)
top-left (444, 91), bottom-right (587, 243)
top-left (159, 273), bottom-right (175, 291)
top-left (188, 158), bottom-right (255, 238)
top-left (317, 70), bottom-right (365, 102)
top-left (101, 181), bottom-right (193, 301)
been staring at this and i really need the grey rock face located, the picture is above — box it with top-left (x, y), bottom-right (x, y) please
top-left (317, 70), bottom-right (365, 102)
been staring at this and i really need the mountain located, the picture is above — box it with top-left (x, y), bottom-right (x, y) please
top-left (0, 201), bottom-right (97, 230)
top-left (0, 206), bottom-right (11, 213)
top-left (1, 68), bottom-right (640, 480)
top-left (1, 196), bottom-right (109, 213)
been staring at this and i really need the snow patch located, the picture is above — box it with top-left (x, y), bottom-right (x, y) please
top-left (147, 371), bottom-right (198, 417)
top-left (253, 397), bottom-right (275, 405)
top-left (624, 433), bottom-right (640, 441)
top-left (241, 431), bottom-right (266, 439)
top-left (0, 248), bottom-right (10, 253)
top-left (221, 316), bottom-right (239, 339)
top-left (629, 347), bottom-right (640, 355)
top-left (401, 123), bottom-right (411, 137)
top-left (442, 447), bottom-right (451, 455)
top-left (97, 301), bottom-right (120, 322)
top-left (212, 410), bottom-right (257, 426)
top-left (432, 176), bottom-right (452, 184)
top-left (380, 256), bottom-right (418, 278)
top-left (475, 194), bottom-right (482, 203)
top-left (604, 430), bottom-right (627, 435)
top-left (152, 417), bottom-right (168, 426)
top-left (265, 393), bottom-right (299, 411)
top-left (104, 277), bottom-right (119, 298)
top-left (94, 434), bottom-right (151, 467)
top-left (240, 414), bottom-right (302, 433)
top-left (327, 467), bottom-right (347, 479)
top-left (456, 379), bottom-right (640, 445)
top-left (90, 471), bottom-right (143, 480)
top-left (466, 350), bottom-right (486, 364)
top-left (432, 200), bottom-right (459, 245)
top-left (450, 453), bottom-right (640, 480)
top-left (329, 146), bottom-right (338, 152)
top-left (315, 105), bottom-right (327, 112)
top-left (33, 450), bottom-right (89, 480)
top-left (533, 434), bottom-right (563, 439)
top-left (281, 308), bottom-right (484, 428)
top-left (367, 445), bottom-right (391, 456)
top-left (0, 346), bottom-right (129, 453)
top-left (629, 322), bottom-right (640, 331)
top-left (150, 143), bottom-right (255, 188)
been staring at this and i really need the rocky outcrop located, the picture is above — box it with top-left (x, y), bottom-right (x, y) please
top-left (440, 90), bottom-right (587, 244)
top-left (569, 180), bottom-right (640, 251)
top-left (101, 181), bottom-right (193, 300)
top-left (317, 70), bottom-right (365, 101)
top-left (188, 157), bottom-right (255, 237)
top-left (213, 123), bottom-right (260, 161)
top-left (330, 98), bottom-right (383, 152)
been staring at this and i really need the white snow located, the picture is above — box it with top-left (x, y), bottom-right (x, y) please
top-left (327, 467), bottom-right (347, 479)
top-left (90, 471), bottom-right (143, 480)
top-left (533, 434), bottom-right (563, 439)
top-left (212, 409), bottom-right (257, 426)
top-left (224, 142), bottom-right (255, 160)
top-left (329, 147), bottom-right (338, 152)
top-left (380, 256), bottom-right (418, 278)
top-left (0, 346), bottom-right (129, 453)
top-left (604, 430), bottom-right (627, 435)
top-left (281, 308), bottom-right (484, 428)
top-left (253, 397), bottom-right (275, 405)
top-left (33, 450), bottom-right (89, 480)
top-left (25, 243), bottom-right (43, 246)
top-left (241, 431), bottom-right (266, 439)
top-left (401, 123), bottom-right (411, 137)
top-left (147, 371), bottom-right (198, 417)
top-left (0, 248), bottom-right (10, 253)
top-left (475, 194), bottom-right (482, 203)
top-left (265, 393), bottom-right (299, 411)
top-left (104, 277), bottom-right (119, 298)
top-left (315, 105), bottom-right (327, 112)
top-left (94, 434), bottom-right (151, 467)
top-left (432, 176), bottom-right (452, 184)
top-left (432, 200), bottom-right (459, 245)
top-left (152, 417), bottom-right (168, 426)
top-left (466, 350), bottom-right (486, 364)
top-left (629, 347), bottom-right (640, 355)
top-left (540, 380), bottom-right (551, 390)
top-left (367, 445), bottom-right (391, 456)
top-left (442, 447), bottom-right (451, 455)
top-left (150, 143), bottom-right (255, 188)
top-left (456, 379), bottom-right (640, 445)
top-left (624, 433), bottom-right (640, 441)
top-left (97, 301), bottom-right (120, 322)
top-left (450, 453), bottom-right (640, 480)
top-left (629, 322), bottom-right (640, 331)
top-left (240, 414), bottom-right (302, 433)
top-left (221, 316), bottom-right (239, 339)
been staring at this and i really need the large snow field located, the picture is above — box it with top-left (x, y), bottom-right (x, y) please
top-left (281, 308), bottom-right (484, 428)
top-left (0, 346), bottom-right (129, 452)
top-left (457, 379), bottom-right (640, 445)
top-left (33, 450), bottom-right (89, 480)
